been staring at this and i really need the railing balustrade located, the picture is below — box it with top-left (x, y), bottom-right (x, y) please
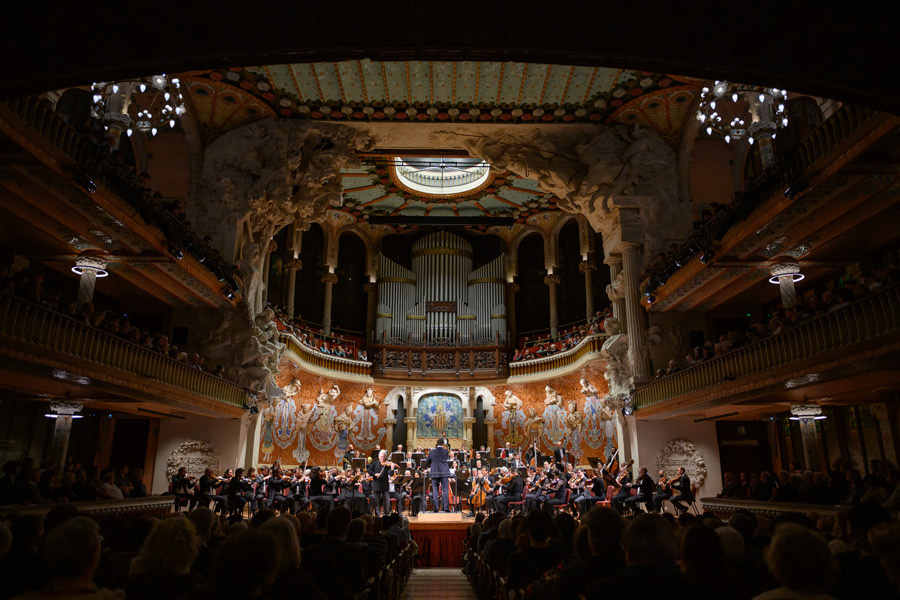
top-left (0, 295), bottom-right (247, 407)
top-left (699, 497), bottom-right (848, 520)
top-left (280, 333), bottom-right (372, 377)
top-left (508, 334), bottom-right (607, 379)
top-left (634, 285), bottom-right (900, 410)
top-left (371, 340), bottom-right (509, 380)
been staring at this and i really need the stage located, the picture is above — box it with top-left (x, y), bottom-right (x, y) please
top-left (408, 512), bottom-right (475, 568)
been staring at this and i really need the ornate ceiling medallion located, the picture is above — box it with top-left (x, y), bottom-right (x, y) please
top-left (389, 157), bottom-right (495, 199)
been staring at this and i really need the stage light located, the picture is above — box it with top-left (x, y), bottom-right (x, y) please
top-left (167, 245), bottom-right (184, 260)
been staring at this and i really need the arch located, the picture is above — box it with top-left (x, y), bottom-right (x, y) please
top-left (335, 223), bottom-right (377, 280)
top-left (549, 213), bottom-right (581, 264)
top-left (508, 225), bottom-right (550, 278)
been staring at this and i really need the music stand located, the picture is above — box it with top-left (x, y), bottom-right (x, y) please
top-left (419, 458), bottom-right (429, 470)
top-left (517, 467), bottom-right (528, 479)
top-left (411, 452), bottom-right (424, 466)
top-left (351, 458), bottom-right (366, 472)
top-left (587, 457), bottom-right (601, 469)
top-left (490, 458), bottom-right (507, 469)
top-left (391, 452), bottom-right (405, 465)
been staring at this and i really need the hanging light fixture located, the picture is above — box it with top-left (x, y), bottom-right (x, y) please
top-left (696, 81), bottom-right (789, 154)
top-left (90, 74), bottom-right (186, 142)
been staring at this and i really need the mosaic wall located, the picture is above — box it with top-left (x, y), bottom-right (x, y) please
top-left (258, 359), bottom-right (614, 466)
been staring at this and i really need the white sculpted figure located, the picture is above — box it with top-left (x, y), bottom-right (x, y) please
top-left (360, 387), bottom-right (379, 411)
top-left (523, 408), bottom-right (544, 443)
top-left (335, 405), bottom-right (354, 432)
top-left (544, 385), bottom-right (562, 406)
top-left (236, 243), bottom-right (265, 317)
top-left (503, 390), bottom-right (523, 413)
top-left (252, 308), bottom-right (285, 374)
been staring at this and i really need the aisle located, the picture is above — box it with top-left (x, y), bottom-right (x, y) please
top-left (401, 568), bottom-right (477, 600)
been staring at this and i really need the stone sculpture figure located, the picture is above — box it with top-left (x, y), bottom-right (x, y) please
top-left (260, 401), bottom-right (276, 463)
top-left (235, 243), bottom-right (265, 317)
top-left (523, 408), bottom-right (544, 445)
top-left (565, 400), bottom-right (586, 459)
top-left (291, 403), bottom-right (315, 464)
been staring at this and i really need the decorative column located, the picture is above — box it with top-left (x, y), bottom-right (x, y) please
top-left (580, 259), bottom-right (597, 320)
top-left (791, 404), bottom-right (823, 471)
top-left (321, 272), bottom-right (338, 336)
top-left (72, 256), bottom-right (108, 306)
top-left (544, 274), bottom-right (561, 339)
top-left (485, 416), bottom-right (497, 451)
top-left (620, 242), bottom-right (649, 380)
top-left (506, 282), bottom-right (519, 344)
top-left (769, 260), bottom-right (804, 309)
top-left (384, 417), bottom-right (397, 452)
top-left (404, 417), bottom-right (417, 448)
top-left (49, 400), bottom-right (83, 473)
top-left (869, 404), bottom-right (898, 465)
top-left (284, 258), bottom-right (302, 319)
top-left (604, 255), bottom-right (625, 324)
top-left (364, 282), bottom-right (377, 349)
top-left (463, 417), bottom-right (476, 450)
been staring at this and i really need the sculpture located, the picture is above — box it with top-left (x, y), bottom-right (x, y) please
top-left (523, 408), bottom-right (544, 445)
top-left (335, 405), bottom-right (354, 432)
top-left (235, 243), bottom-right (265, 318)
top-left (252, 308), bottom-right (285, 375)
top-left (503, 390), bottom-right (523, 413)
top-left (291, 403), bottom-right (315, 464)
top-left (260, 402), bottom-right (276, 463)
top-left (352, 387), bottom-right (386, 450)
top-left (565, 400), bottom-right (585, 459)
top-left (500, 390), bottom-right (526, 447)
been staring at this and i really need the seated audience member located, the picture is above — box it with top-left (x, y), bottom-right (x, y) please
top-left (258, 518), bottom-right (327, 600)
top-left (21, 516), bottom-right (121, 599)
top-left (126, 518), bottom-right (206, 600)
top-left (681, 524), bottom-right (746, 599)
top-left (751, 523), bottom-right (835, 600)
top-left (505, 510), bottom-right (561, 592)
top-left (211, 531), bottom-right (279, 600)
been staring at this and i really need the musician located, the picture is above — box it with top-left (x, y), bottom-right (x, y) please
top-left (226, 467), bottom-right (250, 516)
top-left (390, 470), bottom-right (408, 514)
top-left (171, 466), bottom-right (194, 511)
top-left (578, 468), bottom-right (607, 515)
top-left (252, 466), bottom-right (269, 513)
top-left (291, 469), bottom-right (311, 513)
top-left (360, 468), bottom-right (376, 513)
top-left (568, 468), bottom-right (590, 514)
top-left (524, 443), bottom-right (538, 466)
top-left (543, 471), bottom-right (566, 511)
top-left (500, 442), bottom-right (513, 459)
top-left (343, 444), bottom-right (357, 468)
top-left (623, 466), bottom-right (655, 514)
top-left (308, 467), bottom-right (334, 511)
top-left (370, 444), bottom-right (382, 462)
top-left (426, 440), bottom-right (451, 512)
top-left (652, 469), bottom-right (672, 512)
top-left (368, 449), bottom-right (395, 516)
top-left (507, 451), bottom-right (524, 470)
top-left (436, 431), bottom-right (450, 448)
top-left (669, 466), bottom-right (694, 514)
top-left (396, 444), bottom-right (404, 454)
top-left (267, 466), bottom-right (291, 513)
top-left (489, 467), bottom-right (524, 516)
top-left (525, 466), bottom-right (547, 514)
top-left (410, 467), bottom-right (427, 517)
top-left (467, 466), bottom-right (492, 516)
top-left (553, 441), bottom-right (568, 471)
top-left (611, 465), bottom-right (633, 514)
top-left (196, 468), bottom-right (227, 513)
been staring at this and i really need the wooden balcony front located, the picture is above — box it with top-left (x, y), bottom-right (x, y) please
top-left (371, 339), bottom-right (509, 381)
top-left (280, 333), bottom-right (373, 379)
top-left (508, 334), bottom-right (607, 380)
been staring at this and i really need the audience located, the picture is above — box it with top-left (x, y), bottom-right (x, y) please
top-left (513, 309), bottom-right (609, 362)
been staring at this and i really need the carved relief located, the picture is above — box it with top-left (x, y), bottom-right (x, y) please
top-left (166, 439), bottom-right (220, 480)
top-left (655, 439), bottom-right (707, 489)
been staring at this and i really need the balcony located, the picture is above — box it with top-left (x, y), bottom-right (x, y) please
top-left (280, 333), bottom-right (372, 379)
top-left (0, 295), bottom-right (247, 415)
top-left (371, 337), bottom-right (509, 381)
top-left (508, 334), bottom-right (607, 380)
top-left (634, 285), bottom-right (900, 417)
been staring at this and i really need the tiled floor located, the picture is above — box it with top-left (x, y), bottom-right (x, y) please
top-left (401, 568), bottom-right (477, 599)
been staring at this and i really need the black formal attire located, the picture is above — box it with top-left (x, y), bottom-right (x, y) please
top-left (525, 473), bottom-right (547, 514)
top-left (171, 473), bottom-right (194, 511)
top-left (389, 475), bottom-right (408, 514)
top-left (579, 476), bottom-right (606, 514)
top-left (553, 446), bottom-right (568, 470)
top-left (410, 472), bottom-right (427, 516)
top-left (252, 474), bottom-right (267, 512)
top-left (611, 474), bottom-right (632, 514)
top-left (290, 477), bottom-right (310, 512)
top-left (267, 476), bottom-right (291, 511)
top-left (196, 474), bottom-right (226, 512)
top-left (543, 478), bottom-right (566, 511)
top-left (309, 474), bottom-right (334, 511)
top-left (226, 475), bottom-right (249, 515)
top-left (426, 446), bottom-right (451, 511)
top-left (368, 459), bottom-right (393, 516)
top-left (669, 474), bottom-right (694, 513)
top-left (623, 472), bottom-right (655, 513)
top-left (436, 437), bottom-right (449, 448)
top-left (652, 477), bottom-right (672, 512)
top-left (491, 474), bottom-right (524, 515)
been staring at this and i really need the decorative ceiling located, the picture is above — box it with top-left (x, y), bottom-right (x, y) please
top-left (181, 60), bottom-right (703, 144)
top-left (338, 159), bottom-right (557, 230)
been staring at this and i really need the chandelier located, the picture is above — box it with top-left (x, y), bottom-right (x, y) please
top-left (696, 81), bottom-right (788, 146)
top-left (90, 74), bottom-right (186, 139)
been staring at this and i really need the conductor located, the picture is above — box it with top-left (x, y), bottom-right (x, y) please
top-left (426, 440), bottom-right (451, 512)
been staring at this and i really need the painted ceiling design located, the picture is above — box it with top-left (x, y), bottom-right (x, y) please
top-left (337, 159), bottom-right (557, 231)
top-left (181, 60), bottom-right (703, 143)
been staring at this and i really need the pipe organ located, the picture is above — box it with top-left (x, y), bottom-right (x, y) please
top-left (376, 232), bottom-right (506, 344)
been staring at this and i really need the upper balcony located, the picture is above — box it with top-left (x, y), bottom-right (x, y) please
top-left (634, 284), bottom-right (900, 418)
top-left (280, 332), bottom-right (372, 380)
top-left (371, 335), bottom-right (510, 381)
top-left (0, 294), bottom-right (247, 417)
top-left (509, 333), bottom-right (608, 381)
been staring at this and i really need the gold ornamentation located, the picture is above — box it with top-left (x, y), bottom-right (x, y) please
top-left (376, 312), bottom-right (393, 318)
top-left (544, 274), bottom-right (561, 286)
top-left (321, 273), bottom-right (339, 284)
top-left (411, 247), bottom-right (474, 259)
top-left (378, 276), bottom-right (416, 285)
top-left (468, 277), bottom-right (505, 285)
top-left (406, 315), bottom-right (427, 320)
top-left (456, 315), bottom-right (476, 320)
top-left (489, 314), bottom-right (506, 319)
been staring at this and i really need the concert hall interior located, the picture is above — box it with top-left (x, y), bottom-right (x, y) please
top-left (1, 6), bottom-right (900, 600)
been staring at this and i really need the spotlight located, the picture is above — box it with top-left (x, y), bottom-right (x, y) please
top-left (210, 264), bottom-right (225, 282)
top-left (783, 178), bottom-right (810, 199)
top-left (167, 244), bottom-right (184, 260)
top-left (224, 288), bottom-right (236, 301)
top-left (699, 250), bottom-right (715, 264)
top-left (646, 294), bottom-right (656, 304)
top-left (73, 171), bottom-right (98, 193)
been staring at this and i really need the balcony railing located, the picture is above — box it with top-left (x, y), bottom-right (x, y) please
top-left (281, 333), bottom-right (372, 378)
top-left (699, 497), bottom-right (847, 520)
top-left (0, 495), bottom-right (173, 520)
top-left (509, 334), bottom-right (607, 379)
top-left (371, 339), bottom-right (509, 381)
top-left (634, 284), bottom-right (900, 411)
top-left (0, 295), bottom-right (247, 407)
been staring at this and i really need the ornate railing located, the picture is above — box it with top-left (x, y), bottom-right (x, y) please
top-left (508, 334), bottom-right (607, 379)
top-left (700, 497), bottom-right (848, 520)
top-left (0, 495), bottom-right (173, 520)
top-left (281, 333), bottom-right (372, 378)
top-left (0, 295), bottom-right (247, 407)
top-left (0, 95), bottom-right (238, 289)
top-left (634, 284), bottom-right (900, 410)
top-left (642, 104), bottom-right (881, 296)
top-left (371, 340), bottom-right (509, 380)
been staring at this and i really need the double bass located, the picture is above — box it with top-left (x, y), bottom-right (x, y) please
top-left (469, 473), bottom-right (492, 509)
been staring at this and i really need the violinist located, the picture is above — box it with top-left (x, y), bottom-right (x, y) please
top-left (196, 467), bottom-right (227, 513)
top-left (669, 466), bottom-right (694, 514)
top-left (368, 449), bottom-right (396, 517)
top-left (226, 467), bottom-right (249, 516)
top-left (488, 467), bottom-right (523, 516)
top-left (266, 466), bottom-right (291, 512)
top-left (309, 467), bottom-right (334, 511)
top-left (390, 470), bottom-right (410, 514)
top-left (171, 466), bottom-right (195, 511)
top-left (290, 469), bottom-right (311, 513)
top-left (543, 470), bottom-right (566, 510)
top-left (525, 466), bottom-right (547, 514)
top-left (568, 468), bottom-right (589, 514)
top-left (611, 463), bottom-right (633, 515)
top-left (623, 466), bottom-right (655, 514)
top-left (578, 468), bottom-right (607, 515)
top-left (652, 469), bottom-right (672, 512)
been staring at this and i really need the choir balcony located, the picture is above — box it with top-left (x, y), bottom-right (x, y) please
top-left (634, 284), bottom-right (900, 418)
top-left (0, 294), bottom-right (248, 417)
top-left (371, 333), bottom-right (510, 381)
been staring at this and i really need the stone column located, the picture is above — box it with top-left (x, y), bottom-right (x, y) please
top-left (485, 417), bottom-right (497, 451)
top-left (73, 256), bottom-right (108, 306)
top-left (321, 272), bottom-right (338, 336)
top-left (384, 417), bottom-right (397, 452)
top-left (463, 417), bottom-right (476, 450)
top-left (580, 260), bottom-right (597, 321)
top-left (869, 403), bottom-right (898, 465)
top-left (791, 404), bottom-right (822, 471)
top-left (604, 255), bottom-right (625, 324)
top-left (506, 283), bottom-right (519, 345)
top-left (620, 243), bottom-right (649, 380)
top-left (544, 274), bottom-right (561, 339)
top-left (284, 258), bottom-right (302, 319)
top-left (769, 260), bottom-right (802, 309)
top-left (404, 417), bottom-right (416, 448)
top-left (364, 283), bottom-right (377, 350)
top-left (49, 400), bottom-right (83, 474)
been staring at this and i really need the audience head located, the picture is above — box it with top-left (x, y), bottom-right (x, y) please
top-left (347, 518), bottom-right (366, 542)
top-left (326, 506), bottom-right (352, 538)
top-left (43, 516), bottom-right (102, 581)
top-left (621, 513), bottom-right (677, 565)
top-left (715, 525), bottom-right (745, 566)
top-left (680, 524), bottom-right (726, 578)
top-left (187, 507), bottom-right (217, 542)
top-left (765, 523), bottom-right (834, 594)
top-left (525, 509), bottom-right (553, 546)
top-left (136, 516), bottom-right (199, 575)
top-left (259, 517), bottom-right (301, 572)
top-left (212, 531), bottom-right (279, 600)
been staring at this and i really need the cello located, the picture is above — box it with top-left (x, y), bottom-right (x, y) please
top-left (469, 473), bottom-right (492, 510)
